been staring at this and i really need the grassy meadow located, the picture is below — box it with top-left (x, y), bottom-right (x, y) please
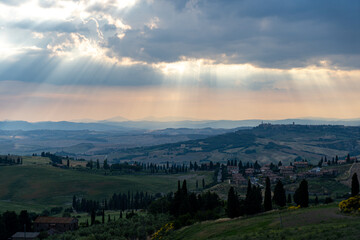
top-left (0, 156), bottom-right (213, 213)
top-left (166, 204), bottom-right (360, 240)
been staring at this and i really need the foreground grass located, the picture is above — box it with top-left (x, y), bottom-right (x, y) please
top-left (0, 157), bottom-right (213, 212)
top-left (166, 204), bottom-right (360, 240)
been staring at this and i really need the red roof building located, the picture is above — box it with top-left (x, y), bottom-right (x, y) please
top-left (34, 216), bottom-right (78, 232)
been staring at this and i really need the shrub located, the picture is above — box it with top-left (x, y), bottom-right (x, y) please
top-left (288, 205), bottom-right (300, 210)
top-left (151, 222), bottom-right (174, 240)
top-left (339, 195), bottom-right (360, 213)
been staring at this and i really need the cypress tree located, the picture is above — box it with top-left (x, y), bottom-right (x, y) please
top-left (264, 177), bottom-right (272, 211)
top-left (273, 180), bottom-right (286, 207)
top-left (315, 195), bottom-right (319, 205)
top-left (245, 185), bottom-right (262, 214)
top-left (202, 178), bottom-right (205, 188)
top-left (72, 195), bottom-right (77, 209)
top-left (351, 173), bottom-right (359, 197)
top-left (287, 193), bottom-right (292, 204)
top-left (102, 209), bottom-right (105, 224)
top-left (294, 179), bottom-right (309, 207)
top-left (91, 209), bottom-right (95, 225)
top-left (182, 180), bottom-right (188, 195)
top-left (246, 179), bottom-right (252, 201)
top-left (227, 187), bottom-right (239, 218)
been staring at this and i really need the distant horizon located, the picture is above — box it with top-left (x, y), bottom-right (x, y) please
top-left (2, 116), bottom-right (360, 123)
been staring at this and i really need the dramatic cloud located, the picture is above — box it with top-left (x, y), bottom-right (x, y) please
top-left (0, 0), bottom-right (359, 121)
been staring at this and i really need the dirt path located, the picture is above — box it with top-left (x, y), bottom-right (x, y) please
top-left (340, 163), bottom-right (360, 187)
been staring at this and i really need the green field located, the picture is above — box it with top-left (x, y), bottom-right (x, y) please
top-left (166, 204), bottom-right (360, 240)
top-left (0, 157), bottom-right (213, 213)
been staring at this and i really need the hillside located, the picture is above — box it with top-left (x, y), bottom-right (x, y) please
top-left (166, 204), bottom-right (360, 240)
top-left (0, 128), bottom-right (238, 156)
top-left (0, 156), bottom-right (213, 212)
top-left (109, 124), bottom-right (360, 165)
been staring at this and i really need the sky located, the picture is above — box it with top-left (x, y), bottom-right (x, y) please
top-left (0, 0), bottom-right (359, 122)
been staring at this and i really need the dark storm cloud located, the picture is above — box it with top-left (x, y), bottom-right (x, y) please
top-left (1, 0), bottom-right (359, 89)
top-left (103, 0), bottom-right (360, 69)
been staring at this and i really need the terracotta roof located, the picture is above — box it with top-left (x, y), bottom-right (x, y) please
top-left (34, 216), bottom-right (77, 224)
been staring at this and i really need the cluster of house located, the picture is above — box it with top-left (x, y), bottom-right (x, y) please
top-left (227, 160), bottom-right (340, 186)
top-left (11, 216), bottom-right (78, 240)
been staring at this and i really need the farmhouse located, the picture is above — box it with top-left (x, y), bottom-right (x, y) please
top-left (232, 173), bottom-right (247, 185)
top-left (245, 168), bottom-right (255, 176)
top-left (294, 161), bottom-right (308, 168)
top-left (227, 165), bottom-right (238, 174)
top-left (34, 216), bottom-right (78, 232)
top-left (279, 166), bottom-right (294, 176)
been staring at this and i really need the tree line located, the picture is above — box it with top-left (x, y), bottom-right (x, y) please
top-left (41, 152), bottom-right (64, 165)
top-left (318, 154), bottom-right (357, 167)
top-left (0, 210), bottom-right (33, 240)
top-left (72, 191), bottom-right (154, 213)
top-left (148, 180), bottom-right (223, 228)
top-left (0, 155), bottom-right (23, 165)
top-left (227, 178), bottom-right (310, 218)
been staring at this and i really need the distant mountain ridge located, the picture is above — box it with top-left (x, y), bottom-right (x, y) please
top-left (1, 118), bottom-right (360, 131)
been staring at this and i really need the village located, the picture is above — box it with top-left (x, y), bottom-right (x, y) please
top-left (226, 156), bottom-right (357, 187)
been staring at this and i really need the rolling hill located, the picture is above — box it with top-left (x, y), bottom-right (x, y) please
top-left (109, 124), bottom-right (360, 165)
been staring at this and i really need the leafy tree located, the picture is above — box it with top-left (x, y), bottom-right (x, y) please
top-left (227, 187), bottom-right (239, 218)
top-left (351, 173), bottom-right (359, 197)
top-left (18, 210), bottom-right (32, 231)
top-left (273, 180), bottom-right (286, 207)
top-left (2, 211), bottom-right (18, 239)
top-left (87, 160), bottom-right (93, 169)
top-left (264, 177), bottom-right (272, 211)
top-left (294, 179), bottom-right (309, 207)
